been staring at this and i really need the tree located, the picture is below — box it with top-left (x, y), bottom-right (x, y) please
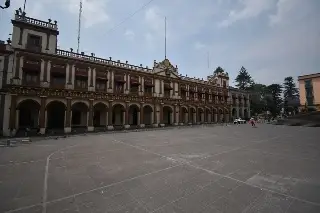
top-left (235, 66), bottom-right (254, 90)
top-left (214, 66), bottom-right (224, 74)
top-left (283, 76), bottom-right (299, 114)
top-left (266, 84), bottom-right (283, 116)
top-left (0, 0), bottom-right (10, 9)
top-left (248, 83), bottom-right (268, 115)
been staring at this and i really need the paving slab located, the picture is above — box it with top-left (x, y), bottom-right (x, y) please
top-left (0, 124), bottom-right (319, 213)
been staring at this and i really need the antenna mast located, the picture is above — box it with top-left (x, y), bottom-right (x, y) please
top-left (164, 16), bottom-right (167, 59)
top-left (77, 0), bottom-right (83, 54)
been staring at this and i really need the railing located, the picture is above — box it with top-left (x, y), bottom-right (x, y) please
top-left (56, 49), bottom-right (153, 73)
top-left (14, 12), bottom-right (58, 30)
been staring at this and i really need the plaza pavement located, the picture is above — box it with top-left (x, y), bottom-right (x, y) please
top-left (0, 124), bottom-right (319, 213)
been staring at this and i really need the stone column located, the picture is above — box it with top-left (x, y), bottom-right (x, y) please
top-left (9, 95), bottom-right (17, 134)
top-left (124, 102), bottom-right (130, 129)
top-left (153, 103), bottom-right (158, 127)
top-left (64, 98), bottom-right (72, 133)
top-left (173, 104), bottom-right (177, 125)
top-left (140, 102), bottom-right (145, 128)
top-left (107, 101), bottom-right (113, 130)
top-left (159, 103), bottom-right (164, 126)
top-left (39, 96), bottom-right (46, 134)
top-left (88, 99), bottom-right (94, 131)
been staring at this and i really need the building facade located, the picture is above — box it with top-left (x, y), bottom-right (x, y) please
top-left (298, 73), bottom-right (320, 111)
top-left (0, 10), bottom-right (250, 137)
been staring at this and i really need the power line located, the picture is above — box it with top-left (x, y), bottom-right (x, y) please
top-left (104, 0), bottom-right (157, 35)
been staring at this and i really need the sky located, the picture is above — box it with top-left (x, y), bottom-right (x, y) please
top-left (0, 0), bottom-right (319, 86)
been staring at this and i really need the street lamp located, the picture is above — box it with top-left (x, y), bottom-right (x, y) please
top-left (0, 0), bottom-right (10, 9)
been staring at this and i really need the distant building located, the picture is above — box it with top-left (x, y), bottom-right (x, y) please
top-left (298, 73), bottom-right (320, 111)
top-left (0, 9), bottom-right (249, 136)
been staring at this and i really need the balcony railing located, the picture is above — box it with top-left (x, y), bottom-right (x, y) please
top-left (14, 11), bottom-right (58, 30)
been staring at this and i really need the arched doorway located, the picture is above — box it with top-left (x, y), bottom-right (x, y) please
top-left (93, 103), bottom-right (107, 127)
top-left (180, 106), bottom-right (188, 124)
top-left (112, 104), bottom-right (125, 127)
top-left (71, 102), bottom-right (88, 128)
top-left (143, 105), bottom-right (153, 125)
top-left (198, 108), bottom-right (204, 123)
top-left (244, 109), bottom-right (248, 120)
top-left (47, 101), bottom-right (65, 130)
top-left (189, 107), bottom-right (196, 124)
top-left (213, 108), bottom-right (217, 123)
top-left (17, 99), bottom-right (40, 130)
top-left (232, 108), bottom-right (237, 119)
top-left (129, 104), bottom-right (140, 126)
top-left (224, 109), bottom-right (230, 122)
top-left (163, 106), bottom-right (172, 125)
top-left (205, 108), bottom-right (211, 123)
top-left (218, 109), bottom-right (224, 122)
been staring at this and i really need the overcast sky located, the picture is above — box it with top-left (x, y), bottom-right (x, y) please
top-left (1, 0), bottom-right (319, 86)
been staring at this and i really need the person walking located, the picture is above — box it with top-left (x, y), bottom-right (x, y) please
top-left (250, 117), bottom-right (256, 127)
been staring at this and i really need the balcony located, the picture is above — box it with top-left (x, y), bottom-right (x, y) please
top-left (14, 11), bottom-right (58, 30)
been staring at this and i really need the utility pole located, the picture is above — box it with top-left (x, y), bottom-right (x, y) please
top-left (164, 16), bottom-right (167, 59)
top-left (77, 0), bottom-right (83, 54)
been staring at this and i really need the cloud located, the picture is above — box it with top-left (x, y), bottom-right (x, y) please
top-left (194, 42), bottom-right (206, 50)
top-left (64, 0), bottom-right (110, 28)
top-left (219, 0), bottom-right (275, 27)
top-left (124, 29), bottom-right (135, 40)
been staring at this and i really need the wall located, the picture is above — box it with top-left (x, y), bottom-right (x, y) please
top-left (313, 77), bottom-right (320, 105)
top-left (298, 80), bottom-right (306, 106)
top-left (11, 26), bottom-right (57, 54)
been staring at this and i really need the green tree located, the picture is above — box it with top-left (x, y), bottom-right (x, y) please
top-left (235, 66), bottom-right (254, 90)
top-left (248, 83), bottom-right (268, 115)
top-left (214, 66), bottom-right (225, 74)
top-left (283, 76), bottom-right (299, 114)
top-left (266, 84), bottom-right (283, 116)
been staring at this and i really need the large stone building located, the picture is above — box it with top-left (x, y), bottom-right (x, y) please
top-left (298, 73), bottom-right (320, 111)
top-left (0, 10), bottom-right (250, 137)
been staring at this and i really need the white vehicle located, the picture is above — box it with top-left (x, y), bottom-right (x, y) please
top-left (233, 118), bottom-right (246, 124)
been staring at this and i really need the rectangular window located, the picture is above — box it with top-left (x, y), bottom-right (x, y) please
top-left (115, 83), bottom-right (124, 93)
top-left (144, 87), bottom-right (152, 95)
top-left (51, 73), bottom-right (65, 87)
top-left (23, 71), bottom-right (39, 85)
top-left (96, 80), bottom-right (106, 91)
top-left (130, 85), bottom-right (139, 93)
top-left (164, 90), bottom-right (170, 97)
top-left (223, 81), bottom-right (226, 88)
top-left (75, 76), bottom-right (87, 89)
top-left (27, 34), bottom-right (42, 52)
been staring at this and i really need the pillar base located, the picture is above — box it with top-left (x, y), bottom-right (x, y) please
top-left (40, 81), bottom-right (49, 88)
top-left (107, 125), bottom-right (114, 130)
top-left (64, 127), bottom-right (71, 133)
top-left (179, 123), bottom-right (184, 126)
top-left (153, 124), bottom-right (159, 128)
top-left (188, 123), bottom-right (193, 125)
top-left (196, 122), bottom-right (201, 125)
top-left (160, 124), bottom-right (165, 127)
top-left (173, 123), bottom-right (178, 126)
top-left (124, 125), bottom-right (130, 129)
top-left (139, 124), bottom-right (145, 128)
top-left (40, 128), bottom-right (46, 135)
top-left (87, 126), bottom-right (94, 132)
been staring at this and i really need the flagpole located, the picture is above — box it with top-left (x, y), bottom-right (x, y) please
top-left (164, 16), bottom-right (167, 59)
top-left (23, 0), bottom-right (27, 13)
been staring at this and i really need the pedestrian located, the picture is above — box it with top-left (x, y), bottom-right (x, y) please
top-left (250, 117), bottom-right (256, 127)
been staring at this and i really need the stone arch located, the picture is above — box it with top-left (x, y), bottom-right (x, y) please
top-left (17, 99), bottom-right (41, 129)
top-left (71, 102), bottom-right (88, 127)
top-left (143, 105), bottom-right (153, 125)
top-left (112, 103), bottom-right (125, 126)
top-left (163, 105), bottom-right (173, 125)
top-left (93, 102), bottom-right (108, 127)
top-left (232, 108), bottom-right (237, 117)
top-left (46, 100), bottom-right (66, 129)
top-left (129, 103), bottom-right (141, 111)
top-left (244, 108), bottom-right (249, 120)
top-left (71, 100), bottom-right (89, 108)
top-left (129, 104), bottom-right (140, 126)
top-left (205, 107), bottom-right (211, 123)
top-left (180, 106), bottom-right (188, 124)
top-left (189, 106), bottom-right (196, 124)
top-left (197, 107), bottom-right (204, 123)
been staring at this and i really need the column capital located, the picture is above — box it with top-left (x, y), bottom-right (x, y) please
top-left (66, 97), bottom-right (72, 99)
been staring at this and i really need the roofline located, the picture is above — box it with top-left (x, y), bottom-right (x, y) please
top-left (298, 73), bottom-right (320, 80)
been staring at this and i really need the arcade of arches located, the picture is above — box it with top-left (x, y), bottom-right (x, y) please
top-left (9, 98), bottom-right (231, 134)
